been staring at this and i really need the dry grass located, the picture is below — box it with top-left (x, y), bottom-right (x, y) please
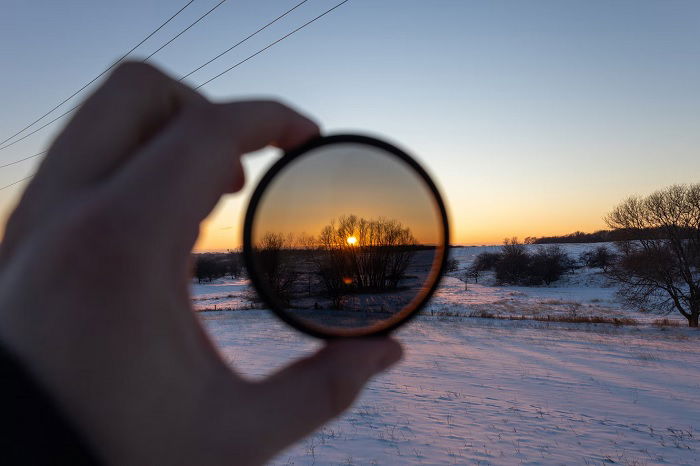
top-left (652, 318), bottom-right (682, 328)
top-left (196, 302), bottom-right (265, 312)
top-left (465, 310), bottom-right (638, 326)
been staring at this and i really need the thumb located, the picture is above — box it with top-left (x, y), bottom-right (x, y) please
top-left (253, 338), bottom-right (402, 454)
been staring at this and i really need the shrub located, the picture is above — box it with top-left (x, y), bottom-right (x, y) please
top-left (652, 318), bottom-right (682, 328)
top-left (527, 245), bottom-right (573, 285)
top-left (495, 238), bottom-right (530, 284)
top-left (466, 240), bottom-right (574, 286)
top-left (445, 257), bottom-right (459, 273)
top-left (467, 251), bottom-right (502, 283)
top-left (194, 254), bottom-right (228, 283)
top-left (471, 252), bottom-right (501, 271)
top-left (225, 250), bottom-right (243, 278)
top-left (254, 232), bottom-right (299, 304)
top-left (580, 245), bottom-right (616, 270)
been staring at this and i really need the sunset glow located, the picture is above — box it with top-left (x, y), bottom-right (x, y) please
top-left (1, 3), bottom-right (698, 254)
top-left (346, 235), bottom-right (358, 245)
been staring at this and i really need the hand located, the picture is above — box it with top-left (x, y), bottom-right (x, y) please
top-left (0, 62), bottom-right (402, 465)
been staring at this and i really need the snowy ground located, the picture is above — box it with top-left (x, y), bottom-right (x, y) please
top-left (193, 243), bottom-right (698, 464)
top-left (201, 311), bottom-right (699, 465)
top-left (191, 277), bottom-right (251, 311)
top-left (193, 243), bottom-right (685, 324)
top-left (442, 244), bottom-right (685, 324)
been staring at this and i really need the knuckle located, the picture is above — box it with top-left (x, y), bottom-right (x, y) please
top-left (183, 103), bottom-right (235, 144)
top-left (109, 61), bottom-right (166, 88)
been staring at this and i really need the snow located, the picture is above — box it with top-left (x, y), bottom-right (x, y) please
top-left (191, 277), bottom-right (252, 311)
top-left (200, 311), bottom-right (699, 465)
top-left (438, 244), bottom-right (686, 324)
top-left (192, 242), bottom-right (698, 464)
top-left (193, 243), bottom-right (685, 324)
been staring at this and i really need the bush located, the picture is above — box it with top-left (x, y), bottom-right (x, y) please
top-left (255, 232), bottom-right (299, 304)
top-left (194, 254), bottom-right (228, 283)
top-left (465, 240), bottom-right (574, 286)
top-left (218, 250), bottom-right (243, 278)
top-left (493, 239), bottom-right (574, 285)
top-left (527, 245), bottom-right (573, 285)
top-left (580, 245), bottom-right (616, 270)
top-left (445, 257), bottom-right (459, 273)
top-left (495, 238), bottom-right (530, 284)
top-left (471, 252), bottom-right (501, 271)
top-left (466, 251), bottom-right (502, 283)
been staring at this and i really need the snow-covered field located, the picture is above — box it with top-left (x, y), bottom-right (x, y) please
top-left (194, 243), bottom-right (685, 324)
top-left (193, 243), bottom-right (698, 464)
top-left (201, 311), bottom-right (699, 465)
top-left (441, 244), bottom-right (684, 324)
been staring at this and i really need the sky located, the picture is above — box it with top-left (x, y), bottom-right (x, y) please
top-left (0, 0), bottom-right (698, 249)
top-left (252, 143), bottom-right (443, 245)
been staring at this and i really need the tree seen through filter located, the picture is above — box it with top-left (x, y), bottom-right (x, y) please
top-left (252, 214), bottom-right (439, 330)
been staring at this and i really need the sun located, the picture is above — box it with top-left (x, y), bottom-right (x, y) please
top-left (346, 235), bottom-right (358, 246)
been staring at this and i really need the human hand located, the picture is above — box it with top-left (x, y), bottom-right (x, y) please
top-left (0, 62), bottom-right (402, 465)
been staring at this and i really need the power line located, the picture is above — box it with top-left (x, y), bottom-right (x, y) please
top-left (144, 0), bottom-right (227, 62)
top-left (0, 0), bottom-right (311, 155)
top-left (0, 151), bottom-right (46, 169)
top-left (195, 0), bottom-right (349, 89)
top-left (0, 0), bottom-right (233, 154)
top-left (0, 175), bottom-right (34, 192)
top-left (0, 104), bottom-right (79, 152)
top-left (0, 0), bottom-right (351, 190)
top-left (0, 0), bottom-right (323, 156)
top-left (180, 0), bottom-right (310, 81)
top-left (0, 0), bottom-right (197, 149)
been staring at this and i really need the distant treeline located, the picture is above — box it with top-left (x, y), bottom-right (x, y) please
top-left (524, 227), bottom-right (700, 244)
top-left (193, 251), bottom-right (242, 283)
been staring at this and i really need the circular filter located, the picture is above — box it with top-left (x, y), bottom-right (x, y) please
top-left (243, 134), bottom-right (449, 338)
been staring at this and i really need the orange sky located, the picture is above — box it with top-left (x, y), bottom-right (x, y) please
top-left (191, 148), bottom-right (613, 252)
top-left (1, 2), bottom-right (699, 253)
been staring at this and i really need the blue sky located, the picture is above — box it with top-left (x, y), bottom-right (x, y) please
top-left (1, 0), bottom-right (698, 247)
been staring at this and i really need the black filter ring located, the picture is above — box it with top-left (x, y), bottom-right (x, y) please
top-left (242, 134), bottom-right (450, 339)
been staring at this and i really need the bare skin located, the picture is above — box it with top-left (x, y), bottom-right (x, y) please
top-left (0, 62), bottom-right (402, 465)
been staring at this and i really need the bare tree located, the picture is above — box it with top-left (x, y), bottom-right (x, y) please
top-left (254, 232), bottom-right (299, 305)
top-left (316, 215), bottom-right (418, 307)
top-left (193, 253), bottom-right (229, 283)
top-left (605, 184), bottom-right (700, 327)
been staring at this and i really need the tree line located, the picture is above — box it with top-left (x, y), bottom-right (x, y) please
top-left (467, 183), bottom-right (700, 327)
top-left (254, 215), bottom-right (419, 309)
top-left (192, 251), bottom-right (242, 283)
top-left (524, 226), bottom-right (699, 245)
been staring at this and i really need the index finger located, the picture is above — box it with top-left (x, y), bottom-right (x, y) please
top-left (41, 62), bottom-right (203, 189)
top-left (105, 99), bottom-right (319, 249)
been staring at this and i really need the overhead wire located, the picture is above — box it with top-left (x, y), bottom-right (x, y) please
top-left (0, 0), bottom-right (351, 192)
top-left (0, 0), bottom-right (233, 154)
top-left (0, 0), bottom-right (310, 155)
top-left (0, 175), bottom-right (35, 192)
top-left (195, 0), bottom-right (349, 89)
top-left (0, 151), bottom-right (47, 169)
top-left (0, 0), bottom-right (197, 149)
top-left (143, 0), bottom-right (228, 62)
top-left (179, 0), bottom-right (310, 81)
